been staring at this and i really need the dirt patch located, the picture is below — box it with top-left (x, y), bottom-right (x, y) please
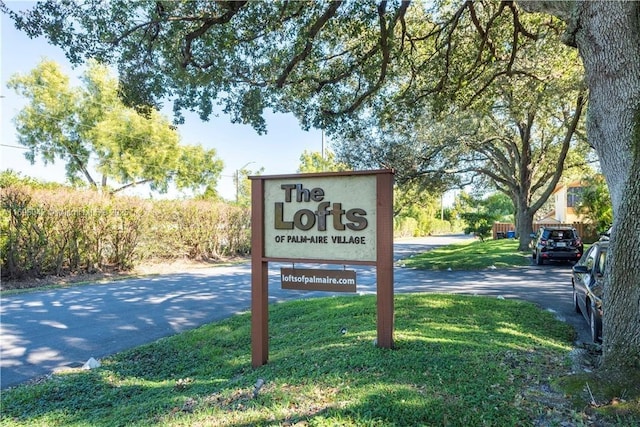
top-left (0, 257), bottom-right (248, 292)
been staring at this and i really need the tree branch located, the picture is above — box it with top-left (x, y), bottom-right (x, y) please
top-left (180, 1), bottom-right (249, 68)
top-left (529, 90), bottom-right (586, 212)
top-left (276, 1), bottom-right (343, 88)
top-left (324, 1), bottom-right (410, 116)
top-left (111, 178), bottom-right (154, 194)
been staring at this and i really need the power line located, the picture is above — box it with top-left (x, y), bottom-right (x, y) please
top-left (0, 144), bottom-right (29, 150)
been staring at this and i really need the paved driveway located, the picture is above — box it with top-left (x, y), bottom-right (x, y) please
top-left (0, 235), bottom-right (586, 389)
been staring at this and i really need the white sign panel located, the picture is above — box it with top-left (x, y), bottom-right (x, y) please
top-left (264, 174), bottom-right (377, 261)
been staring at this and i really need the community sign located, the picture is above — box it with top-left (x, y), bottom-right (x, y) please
top-left (250, 170), bottom-right (394, 367)
top-left (263, 173), bottom-right (377, 262)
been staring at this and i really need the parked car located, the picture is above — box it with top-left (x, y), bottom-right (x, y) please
top-left (572, 238), bottom-right (607, 342)
top-left (530, 226), bottom-right (584, 265)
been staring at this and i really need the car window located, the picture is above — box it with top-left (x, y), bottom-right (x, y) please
top-left (549, 229), bottom-right (574, 239)
top-left (585, 248), bottom-right (596, 271)
top-left (597, 249), bottom-right (607, 275)
top-left (576, 245), bottom-right (594, 267)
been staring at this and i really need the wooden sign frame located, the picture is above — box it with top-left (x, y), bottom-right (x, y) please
top-left (250, 170), bottom-right (394, 367)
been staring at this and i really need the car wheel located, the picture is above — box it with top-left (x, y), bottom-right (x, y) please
top-left (573, 288), bottom-right (581, 314)
top-left (536, 250), bottom-right (543, 265)
top-left (590, 309), bottom-right (601, 343)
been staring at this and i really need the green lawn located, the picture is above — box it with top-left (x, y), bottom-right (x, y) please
top-left (398, 238), bottom-right (532, 270)
top-left (2, 239), bottom-right (638, 426)
top-left (1, 293), bottom-right (618, 427)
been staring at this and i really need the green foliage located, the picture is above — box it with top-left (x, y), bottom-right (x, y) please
top-left (394, 215), bottom-right (419, 238)
top-left (328, 8), bottom-right (588, 252)
top-left (3, 1), bottom-right (409, 132)
top-left (392, 183), bottom-right (461, 237)
top-left (453, 192), bottom-right (510, 241)
top-left (297, 149), bottom-right (350, 173)
top-left (7, 59), bottom-right (223, 195)
top-left (0, 170), bottom-right (65, 190)
top-left (575, 174), bottom-right (612, 235)
top-left (333, 110), bottom-right (462, 194)
top-left (394, 215), bottom-right (455, 238)
top-left (483, 192), bottom-right (515, 222)
top-left (231, 165), bottom-right (264, 207)
top-left (399, 238), bottom-right (532, 270)
top-left (2, 2), bottom-right (570, 135)
top-left (143, 200), bottom-right (250, 260)
top-left (0, 185), bottom-right (146, 280)
top-left (460, 211), bottom-right (496, 241)
top-left (0, 294), bottom-right (597, 426)
top-left (455, 192), bottom-right (514, 241)
top-left (0, 186), bottom-right (250, 284)
top-left (5, 0), bottom-right (639, 381)
top-left (394, 196), bottom-right (442, 237)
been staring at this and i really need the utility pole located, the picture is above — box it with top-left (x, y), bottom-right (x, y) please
top-left (236, 161), bottom-right (255, 203)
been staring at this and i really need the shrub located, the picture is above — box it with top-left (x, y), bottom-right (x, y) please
top-left (1, 184), bottom-right (252, 283)
top-left (0, 186), bottom-right (148, 279)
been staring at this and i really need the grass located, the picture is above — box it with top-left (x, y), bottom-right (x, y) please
top-left (1, 293), bottom-right (609, 427)
top-left (559, 368), bottom-right (640, 423)
top-left (398, 238), bottom-right (532, 270)
top-left (3, 240), bottom-right (638, 426)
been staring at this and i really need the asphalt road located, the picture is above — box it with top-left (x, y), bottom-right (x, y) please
top-left (0, 235), bottom-right (588, 389)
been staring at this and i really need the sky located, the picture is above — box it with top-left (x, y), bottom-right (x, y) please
top-left (0, 3), bottom-right (326, 201)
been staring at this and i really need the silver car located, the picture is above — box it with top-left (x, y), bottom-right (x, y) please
top-left (571, 240), bottom-right (607, 343)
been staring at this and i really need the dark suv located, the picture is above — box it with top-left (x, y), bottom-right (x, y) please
top-left (530, 226), bottom-right (583, 265)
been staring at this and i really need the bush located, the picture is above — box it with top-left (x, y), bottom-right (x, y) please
top-left (0, 186), bottom-right (147, 279)
top-left (139, 200), bottom-right (250, 260)
top-left (394, 215), bottom-right (459, 237)
top-left (1, 186), bottom-right (251, 282)
top-left (394, 216), bottom-right (419, 238)
top-left (461, 212), bottom-right (497, 241)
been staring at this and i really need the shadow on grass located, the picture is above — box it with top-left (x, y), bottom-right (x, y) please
top-left (400, 239), bottom-right (531, 270)
top-left (1, 294), bottom-right (620, 426)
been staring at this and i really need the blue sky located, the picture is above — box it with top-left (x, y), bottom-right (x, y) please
top-left (0, 4), bottom-right (325, 200)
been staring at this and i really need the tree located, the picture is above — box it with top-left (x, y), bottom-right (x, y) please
top-left (0, 170), bottom-right (64, 190)
top-left (233, 165), bottom-right (264, 207)
top-left (297, 149), bottom-right (349, 173)
top-left (333, 81), bottom-right (590, 251)
top-left (332, 13), bottom-right (591, 251)
top-left (445, 78), bottom-right (590, 249)
top-left (393, 180), bottom-right (448, 237)
top-left (456, 192), bottom-right (510, 242)
top-left (333, 108), bottom-right (462, 192)
top-left (461, 211), bottom-right (495, 242)
top-left (482, 192), bottom-right (515, 223)
top-left (516, 0), bottom-right (640, 374)
top-left (7, 59), bottom-right (223, 195)
top-left (575, 174), bottom-right (612, 236)
top-left (4, 0), bottom-right (637, 373)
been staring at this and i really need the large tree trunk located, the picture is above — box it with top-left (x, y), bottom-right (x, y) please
top-left (514, 197), bottom-right (534, 252)
top-left (518, 1), bottom-right (640, 371)
top-left (515, 212), bottom-right (534, 252)
top-left (574, 3), bottom-right (640, 370)
top-left (607, 157), bottom-right (640, 369)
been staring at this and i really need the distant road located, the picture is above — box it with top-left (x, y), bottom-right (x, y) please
top-left (1, 234), bottom-right (586, 389)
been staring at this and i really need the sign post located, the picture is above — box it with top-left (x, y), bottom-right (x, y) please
top-left (250, 177), bottom-right (269, 366)
top-left (376, 172), bottom-right (394, 348)
top-left (250, 170), bottom-right (394, 367)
